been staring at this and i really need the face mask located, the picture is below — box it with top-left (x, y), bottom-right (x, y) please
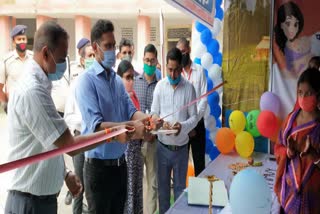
top-left (84, 58), bottom-right (94, 69)
top-left (122, 54), bottom-right (132, 63)
top-left (16, 43), bottom-right (27, 52)
top-left (47, 52), bottom-right (67, 81)
top-left (144, 63), bottom-right (156, 76)
top-left (167, 74), bottom-right (181, 85)
top-left (97, 44), bottom-right (115, 69)
top-left (298, 95), bottom-right (317, 112)
top-left (181, 53), bottom-right (190, 67)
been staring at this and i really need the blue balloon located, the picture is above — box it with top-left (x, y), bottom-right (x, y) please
top-left (215, 0), bottom-right (222, 7)
top-left (200, 29), bottom-right (212, 46)
top-left (230, 169), bottom-right (272, 214)
top-left (207, 78), bottom-right (213, 91)
top-left (208, 92), bottom-right (220, 105)
top-left (216, 118), bottom-right (222, 128)
top-left (225, 109), bottom-right (232, 127)
top-left (207, 39), bottom-right (220, 57)
top-left (209, 144), bottom-right (220, 160)
top-left (194, 57), bottom-right (201, 65)
top-left (204, 69), bottom-right (208, 78)
top-left (210, 104), bottom-right (221, 119)
top-left (215, 7), bottom-right (224, 20)
top-left (205, 137), bottom-right (214, 154)
top-left (213, 52), bottom-right (223, 66)
top-left (195, 21), bottom-right (207, 32)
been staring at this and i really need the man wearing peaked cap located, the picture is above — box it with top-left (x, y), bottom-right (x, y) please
top-left (0, 24), bottom-right (33, 112)
top-left (63, 37), bottom-right (94, 213)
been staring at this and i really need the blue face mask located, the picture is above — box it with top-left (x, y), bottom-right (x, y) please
top-left (47, 52), bottom-right (67, 81)
top-left (167, 74), bottom-right (181, 85)
top-left (98, 44), bottom-right (116, 69)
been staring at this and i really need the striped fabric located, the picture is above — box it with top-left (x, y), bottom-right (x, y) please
top-left (7, 59), bottom-right (68, 196)
top-left (150, 77), bottom-right (198, 146)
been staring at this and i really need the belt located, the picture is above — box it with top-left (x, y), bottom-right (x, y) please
top-left (159, 141), bottom-right (186, 151)
top-left (85, 155), bottom-right (126, 167)
top-left (9, 190), bottom-right (58, 200)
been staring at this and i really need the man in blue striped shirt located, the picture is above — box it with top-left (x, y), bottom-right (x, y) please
top-left (75, 19), bottom-right (149, 214)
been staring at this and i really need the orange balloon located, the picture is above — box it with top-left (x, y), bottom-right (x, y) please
top-left (186, 163), bottom-right (195, 187)
top-left (215, 127), bottom-right (236, 154)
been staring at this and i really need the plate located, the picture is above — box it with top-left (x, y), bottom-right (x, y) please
top-left (150, 129), bottom-right (178, 135)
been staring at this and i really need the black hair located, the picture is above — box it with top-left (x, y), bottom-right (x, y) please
top-left (166, 47), bottom-right (182, 65)
top-left (91, 19), bottom-right (114, 43)
top-left (33, 21), bottom-right (69, 52)
top-left (308, 56), bottom-right (320, 70)
top-left (119, 38), bottom-right (133, 52)
top-left (144, 44), bottom-right (157, 58)
top-left (274, 1), bottom-right (304, 53)
top-left (298, 68), bottom-right (320, 94)
top-left (117, 60), bottom-right (133, 77)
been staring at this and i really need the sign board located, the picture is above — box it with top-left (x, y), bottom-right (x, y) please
top-left (164, 0), bottom-right (216, 28)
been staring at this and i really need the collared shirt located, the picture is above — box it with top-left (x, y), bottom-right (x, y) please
top-left (182, 62), bottom-right (207, 121)
top-left (75, 59), bottom-right (137, 159)
top-left (151, 77), bottom-right (198, 146)
top-left (64, 65), bottom-right (85, 135)
top-left (134, 72), bottom-right (159, 113)
top-left (0, 49), bottom-right (33, 93)
top-left (7, 59), bottom-right (67, 195)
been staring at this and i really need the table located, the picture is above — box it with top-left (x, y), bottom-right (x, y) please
top-left (166, 152), bottom-right (280, 214)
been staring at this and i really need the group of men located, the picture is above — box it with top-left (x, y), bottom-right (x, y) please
top-left (1, 19), bottom-right (207, 214)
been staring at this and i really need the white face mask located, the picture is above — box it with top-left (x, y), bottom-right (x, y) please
top-left (122, 54), bottom-right (133, 63)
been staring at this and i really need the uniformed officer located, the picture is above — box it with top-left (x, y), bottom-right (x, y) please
top-left (0, 24), bottom-right (33, 112)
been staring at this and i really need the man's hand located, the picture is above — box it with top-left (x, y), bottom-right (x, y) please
top-left (171, 122), bottom-right (182, 136)
top-left (115, 125), bottom-right (135, 143)
top-left (130, 120), bottom-right (145, 140)
top-left (65, 172), bottom-right (82, 198)
top-left (189, 129), bottom-right (196, 138)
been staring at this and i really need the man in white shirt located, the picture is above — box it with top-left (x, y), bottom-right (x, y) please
top-left (151, 47), bottom-right (198, 214)
top-left (177, 37), bottom-right (207, 176)
top-left (63, 38), bottom-right (94, 212)
top-left (5, 21), bottom-right (130, 214)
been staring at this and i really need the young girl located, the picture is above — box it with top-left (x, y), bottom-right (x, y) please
top-left (117, 60), bottom-right (143, 214)
top-left (274, 68), bottom-right (320, 213)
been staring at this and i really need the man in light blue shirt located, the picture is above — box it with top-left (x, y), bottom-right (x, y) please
top-left (75, 19), bottom-right (148, 214)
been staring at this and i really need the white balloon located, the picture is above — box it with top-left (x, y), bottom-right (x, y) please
top-left (213, 77), bottom-right (224, 94)
top-left (192, 30), bottom-right (201, 45)
top-left (212, 19), bottom-right (222, 38)
top-left (193, 41), bottom-right (207, 58)
top-left (209, 131), bottom-right (217, 143)
top-left (201, 53), bottom-right (213, 70)
top-left (205, 115), bottom-right (216, 131)
top-left (208, 64), bottom-right (222, 81)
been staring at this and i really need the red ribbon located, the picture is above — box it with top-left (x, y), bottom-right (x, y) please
top-left (0, 128), bottom-right (127, 174)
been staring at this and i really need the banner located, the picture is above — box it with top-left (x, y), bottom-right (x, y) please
top-left (164, 0), bottom-right (216, 28)
top-left (222, 0), bottom-right (271, 153)
top-left (272, 0), bottom-right (320, 118)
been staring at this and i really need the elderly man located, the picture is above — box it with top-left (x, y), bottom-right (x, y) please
top-left (0, 25), bottom-right (33, 112)
top-left (5, 21), bottom-right (131, 214)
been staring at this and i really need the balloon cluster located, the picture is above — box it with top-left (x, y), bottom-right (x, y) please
top-left (216, 91), bottom-right (282, 158)
top-left (193, 0), bottom-right (224, 160)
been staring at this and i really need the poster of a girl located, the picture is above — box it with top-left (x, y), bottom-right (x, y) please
top-left (274, 68), bottom-right (320, 213)
top-left (274, 1), bottom-right (314, 75)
